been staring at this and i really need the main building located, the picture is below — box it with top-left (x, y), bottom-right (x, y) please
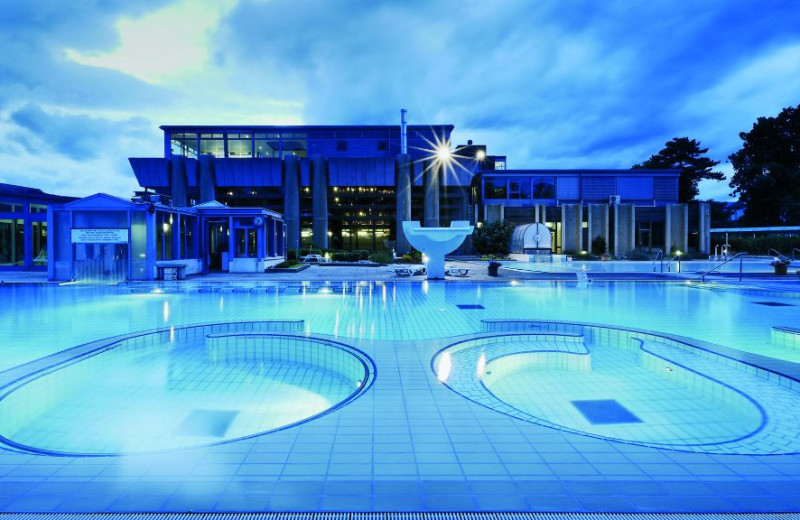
top-left (129, 122), bottom-right (701, 257)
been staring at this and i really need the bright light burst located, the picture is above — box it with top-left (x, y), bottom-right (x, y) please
top-left (411, 130), bottom-right (482, 185)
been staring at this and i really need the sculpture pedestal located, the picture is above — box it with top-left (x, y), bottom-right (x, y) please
top-left (402, 221), bottom-right (474, 279)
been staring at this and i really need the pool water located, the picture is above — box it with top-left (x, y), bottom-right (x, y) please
top-left (1, 280), bottom-right (800, 512)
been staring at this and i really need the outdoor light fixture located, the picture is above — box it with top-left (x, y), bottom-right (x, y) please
top-left (435, 145), bottom-right (452, 161)
top-left (476, 149), bottom-right (487, 161)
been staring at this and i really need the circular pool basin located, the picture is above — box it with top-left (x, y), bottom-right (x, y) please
top-left (432, 323), bottom-right (800, 454)
top-left (0, 322), bottom-right (375, 456)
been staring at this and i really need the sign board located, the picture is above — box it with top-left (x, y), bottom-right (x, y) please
top-left (71, 228), bottom-right (129, 244)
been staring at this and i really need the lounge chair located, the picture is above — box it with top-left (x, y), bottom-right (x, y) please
top-left (395, 267), bottom-right (412, 277)
top-left (446, 265), bottom-right (470, 277)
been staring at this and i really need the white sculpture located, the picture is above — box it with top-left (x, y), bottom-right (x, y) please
top-left (402, 220), bottom-right (475, 279)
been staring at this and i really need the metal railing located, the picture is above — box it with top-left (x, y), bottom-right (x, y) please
top-left (662, 254), bottom-right (682, 273)
top-left (698, 252), bottom-right (748, 282)
top-left (768, 248), bottom-right (789, 262)
top-left (651, 249), bottom-right (663, 272)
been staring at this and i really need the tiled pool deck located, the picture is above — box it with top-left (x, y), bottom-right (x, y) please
top-left (1, 272), bottom-right (800, 513)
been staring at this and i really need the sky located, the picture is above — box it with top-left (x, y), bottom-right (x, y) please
top-left (1, 0), bottom-right (799, 201)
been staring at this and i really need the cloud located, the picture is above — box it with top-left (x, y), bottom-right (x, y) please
top-left (2, 0), bottom-right (799, 200)
top-left (10, 103), bottom-right (152, 160)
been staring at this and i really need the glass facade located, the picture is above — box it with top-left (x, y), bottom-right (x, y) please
top-left (0, 218), bottom-right (24, 266)
top-left (170, 133), bottom-right (198, 158)
top-left (199, 134), bottom-right (224, 158)
top-left (226, 133), bottom-right (252, 158)
top-left (484, 176), bottom-right (556, 200)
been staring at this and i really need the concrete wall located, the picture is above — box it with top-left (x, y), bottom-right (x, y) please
top-left (170, 157), bottom-right (188, 207)
top-left (395, 154), bottom-right (412, 254)
top-left (198, 155), bottom-right (216, 203)
top-left (613, 204), bottom-right (635, 257)
top-left (424, 163), bottom-right (440, 227)
top-left (665, 203), bottom-right (688, 254)
top-left (561, 204), bottom-right (583, 254)
top-left (587, 204), bottom-right (609, 254)
top-left (311, 155), bottom-right (328, 249)
top-left (698, 202), bottom-right (711, 254)
top-left (283, 155), bottom-right (301, 250)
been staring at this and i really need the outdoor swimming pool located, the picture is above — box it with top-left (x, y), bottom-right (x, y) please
top-left (0, 280), bottom-right (799, 512)
top-left (501, 258), bottom-right (800, 274)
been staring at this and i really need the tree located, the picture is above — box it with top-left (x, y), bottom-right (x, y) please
top-left (729, 105), bottom-right (800, 225)
top-left (472, 221), bottom-right (515, 256)
top-left (634, 137), bottom-right (724, 202)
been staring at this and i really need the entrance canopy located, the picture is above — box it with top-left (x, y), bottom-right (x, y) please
top-left (48, 194), bottom-right (284, 281)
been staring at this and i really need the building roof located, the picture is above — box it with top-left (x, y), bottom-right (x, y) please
top-left (0, 182), bottom-right (77, 203)
top-left (160, 124), bottom-right (454, 132)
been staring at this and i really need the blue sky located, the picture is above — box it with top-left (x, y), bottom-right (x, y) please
top-left (1, 0), bottom-right (799, 200)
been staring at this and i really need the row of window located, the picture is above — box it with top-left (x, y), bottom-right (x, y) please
top-left (484, 177), bottom-right (556, 199)
top-left (0, 202), bottom-right (48, 214)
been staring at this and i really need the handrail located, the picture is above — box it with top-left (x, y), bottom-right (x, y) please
top-left (698, 252), bottom-right (748, 282)
top-left (662, 254), bottom-right (681, 273)
top-left (651, 249), bottom-right (663, 272)
top-left (768, 248), bottom-right (789, 262)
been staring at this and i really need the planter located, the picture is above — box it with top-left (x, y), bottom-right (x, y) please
top-left (773, 263), bottom-right (789, 275)
top-left (487, 262), bottom-right (500, 277)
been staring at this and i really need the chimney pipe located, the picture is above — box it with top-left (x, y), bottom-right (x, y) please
top-left (400, 109), bottom-right (407, 155)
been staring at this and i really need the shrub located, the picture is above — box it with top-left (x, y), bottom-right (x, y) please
top-left (472, 221), bottom-right (516, 256)
top-left (712, 235), bottom-right (800, 256)
top-left (368, 251), bottom-right (393, 264)
top-left (274, 260), bottom-right (301, 268)
top-left (591, 235), bottom-right (606, 256)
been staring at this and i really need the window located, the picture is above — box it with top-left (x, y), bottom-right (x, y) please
top-left (484, 177), bottom-right (508, 199)
top-left (0, 218), bottom-right (24, 266)
top-left (494, 159), bottom-right (506, 171)
top-left (199, 134), bottom-right (224, 158)
top-left (30, 203), bottom-right (48, 214)
top-left (170, 133), bottom-right (198, 158)
top-left (254, 133), bottom-right (279, 158)
top-left (532, 177), bottom-right (556, 199)
top-left (0, 201), bottom-right (22, 213)
top-left (226, 133), bottom-right (252, 158)
top-left (509, 179), bottom-right (531, 200)
top-left (281, 132), bottom-right (307, 158)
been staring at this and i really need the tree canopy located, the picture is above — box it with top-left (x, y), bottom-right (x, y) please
top-left (633, 137), bottom-right (724, 202)
top-left (729, 105), bottom-right (800, 225)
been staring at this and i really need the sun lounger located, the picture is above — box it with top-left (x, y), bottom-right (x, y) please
top-left (395, 267), bottom-right (412, 276)
top-left (445, 265), bottom-right (470, 277)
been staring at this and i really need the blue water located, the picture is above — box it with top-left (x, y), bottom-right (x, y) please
top-left (1, 281), bottom-right (798, 372)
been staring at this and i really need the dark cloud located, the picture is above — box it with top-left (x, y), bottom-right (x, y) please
top-left (215, 0), bottom-right (800, 178)
top-left (10, 103), bottom-right (153, 160)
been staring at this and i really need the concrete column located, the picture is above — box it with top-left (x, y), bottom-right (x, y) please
top-left (283, 155), bottom-right (301, 251)
top-left (423, 162), bottom-right (440, 227)
top-left (613, 204), bottom-right (636, 257)
top-left (561, 204), bottom-right (583, 254)
top-left (169, 156), bottom-right (188, 207)
top-left (311, 154), bottom-right (328, 249)
top-left (395, 154), bottom-right (412, 254)
top-left (698, 202), bottom-right (711, 254)
top-left (533, 204), bottom-right (547, 224)
top-left (587, 204), bottom-right (609, 254)
top-left (198, 155), bottom-right (216, 203)
top-left (665, 203), bottom-right (688, 254)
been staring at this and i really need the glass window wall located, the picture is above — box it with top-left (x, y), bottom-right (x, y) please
top-left (254, 133), bottom-right (279, 158)
top-left (226, 133), bottom-right (252, 158)
top-left (281, 132), bottom-right (307, 158)
top-left (30, 204), bottom-right (48, 214)
top-left (485, 177), bottom-right (508, 199)
top-left (32, 221), bottom-right (47, 266)
top-left (199, 134), bottom-right (225, 158)
top-left (170, 133), bottom-right (198, 158)
top-left (0, 218), bottom-right (24, 266)
top-left (532, 177), bottom-right (556, 199)
top-left (0, 201), bottom-right (22, 213)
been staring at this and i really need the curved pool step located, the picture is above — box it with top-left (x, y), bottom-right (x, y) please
top-left (772, 326), bottom-right (800, 349)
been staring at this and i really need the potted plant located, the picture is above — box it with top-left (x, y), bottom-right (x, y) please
top-left (771, 258), bottom-right (790, 275)
top-left (487, 260), bottom-right (501, 277)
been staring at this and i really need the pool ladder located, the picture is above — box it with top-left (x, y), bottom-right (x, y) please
top-left (698, 252), bottom-right (748, 282)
